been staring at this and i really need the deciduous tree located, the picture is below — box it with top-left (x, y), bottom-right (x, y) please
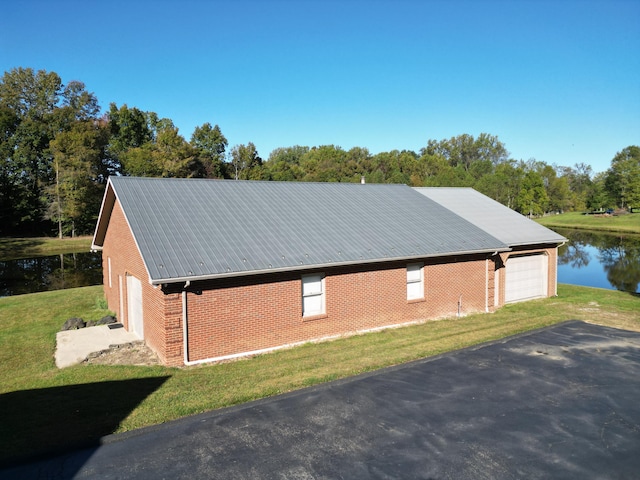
top-left (0, 68), bottom-right (101, 234)
top-left (516, 170), bottom-right (549, 217)
top-left (264, 146), bottom-right (309, 181)
top-left (605, 146), bottom-right (640, 209)
top-left (47, 120), bottom-right (109, 237)
top-left (106, 103), bottom-right (154, 174)
top-left (420, 133), bottom-right (508, 171)
top-left (190, 123), bottom-right (228, 178)
top-left (229, 143), bottom-right (263, 180)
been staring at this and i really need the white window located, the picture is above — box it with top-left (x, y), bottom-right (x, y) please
top-left (407, 263), bottom-right (424, 300)
top-left (108, 257), bottom-right (112, 288)
top-left (302, 274), bottom-right (325, 317)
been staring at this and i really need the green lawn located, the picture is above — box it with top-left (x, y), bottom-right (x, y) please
top-left (0, 284), bottom-right (638, 465)
top-left (0, 236), bottom-right (93, 261)
top-left (537, 211), bottom-right (640, 234)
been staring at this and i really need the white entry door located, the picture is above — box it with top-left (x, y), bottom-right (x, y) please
top-left (126, 275), bottom-right (144, 338)
top-left (505, 254), bottom-right (548, 303)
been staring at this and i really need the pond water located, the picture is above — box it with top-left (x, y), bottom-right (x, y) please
top-left (0, 252), bottom-right (103, 297)
top-left (556, 228), bottom-right (640, 294)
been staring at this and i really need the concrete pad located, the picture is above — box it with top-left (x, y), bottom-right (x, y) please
top-left (55, 325), bottom-right (140, 368)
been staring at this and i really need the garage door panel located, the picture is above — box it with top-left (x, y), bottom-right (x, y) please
top-left (505, 254), bottom-right (548, 303)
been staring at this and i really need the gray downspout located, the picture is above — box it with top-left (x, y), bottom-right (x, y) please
top-left (182, 281), bottom-right (190, 365)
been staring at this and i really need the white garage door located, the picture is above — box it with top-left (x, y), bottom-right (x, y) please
top-left (505, 254), bottom-right (548, 303)
top-left (126, 275), bottom-right (144, 338)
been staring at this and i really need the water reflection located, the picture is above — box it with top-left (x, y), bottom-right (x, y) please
top-left (0, 252), bottom-right (102, 296)
top-left (557, 229), bottom-right (640, 294)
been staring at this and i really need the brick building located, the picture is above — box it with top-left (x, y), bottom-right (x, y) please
top-left (91, 177), bottom-right (565, 366)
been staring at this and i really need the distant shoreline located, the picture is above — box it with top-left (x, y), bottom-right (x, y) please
top-left (536, 211), bottom-right (640, 235)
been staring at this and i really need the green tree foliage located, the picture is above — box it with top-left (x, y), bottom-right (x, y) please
top-left (474, 160), bottom-right (523, 209)
top-left (123, 123), bottom-right (203, 178)
top-left (60, 81), bottom-right (101, 122)
top-left (557, 163), bottom-right (593, 211)
top-left (0, 68), bottom-right (229, 235)
top-left (369, 150), bottom-right (421, 185)
top-left (0, 67), bottom-right (62, 118)
top-left (47, 120), bottom-right (110, 237)
top-left (421, 133), bottom-right (509, 171)
top-left (190, 123), bottom-right (228, 178)
top-left (301, 145), bottom-right (348, 182)
top-left (109, 105), bottom-right (205, 178)
top-left (2, 66), bottom-right (638, 236)
top-left (0, 103), bottom-right (23, 232)
top-left (418, 133), bottom-right (509, 189)
top-left (106, 103), bottom-right (154, 174)
top-left (516, 170), bottom-right (549, 217)
top-left (605, 146), bottom-right (640, 209)
top-left (229, 143), bottom-right (263, 180)
top-left (546, 174), bottom-right (572, 213)
top-left (586, 172), bottom-right (609, 211)
top-left (264, 146), bottom-right (309, 181)
top-left (0, 68), bottom-right (100, 234)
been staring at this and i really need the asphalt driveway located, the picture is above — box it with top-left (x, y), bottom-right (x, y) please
top-left (2, 320), bottom-right (640, 479)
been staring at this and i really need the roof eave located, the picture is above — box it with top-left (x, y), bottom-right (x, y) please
top-left (508, 238), bottom-right (567, 247)
top-left (150, 246), bottom-right (511, 286)
top-left (91, 178), bottom-right (117, 249)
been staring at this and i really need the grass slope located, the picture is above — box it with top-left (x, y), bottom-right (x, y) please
top-left (0, 284), bottom-right (638, 466)
top-left (537, 211), bottom-right (640, 234)
top-left (0, 236), bottom-right (93, 261)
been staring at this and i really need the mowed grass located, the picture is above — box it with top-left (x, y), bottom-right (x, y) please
top-left (537, 211), bottom-right (640, 234)
top-left (0, 236), bottom-right (93, 260)
top-left (0, 284), bottom-right (639, 465)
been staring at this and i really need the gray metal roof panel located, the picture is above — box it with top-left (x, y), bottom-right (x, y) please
top-left (107, 177), bottom-right (509, 283)
top-left (414, 187), bottom-right (567, 246)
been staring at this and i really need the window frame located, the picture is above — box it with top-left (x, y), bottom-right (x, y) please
top-left (301, 273), bottom-right (326, 318)
top-left (406, 262), bottom-right (424, 301)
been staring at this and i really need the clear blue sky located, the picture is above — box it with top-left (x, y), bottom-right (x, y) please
top-left (2, 0), bottom-right (638, 174)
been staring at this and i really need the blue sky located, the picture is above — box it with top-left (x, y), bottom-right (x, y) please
top-left (1, 0), bottom-right (638, 174)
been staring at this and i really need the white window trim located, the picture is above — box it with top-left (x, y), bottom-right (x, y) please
top-left (407, 263), bottom-right (424, 301)
top-left (302, 273), bottom-right (326, 317)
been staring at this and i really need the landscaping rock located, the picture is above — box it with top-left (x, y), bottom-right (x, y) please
top-left (61, 317), bottom-right (86, 331)
top-left (84, 341), bottom-right (160, 366)
top-left (97, 315), bottom-right (117, 325)
top-left (61, 316), bottom-right (116, 331)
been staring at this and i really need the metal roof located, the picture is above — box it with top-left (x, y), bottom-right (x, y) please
top-left (414, 187), bottom-right (567, 247)
top-left (93, 178), bottom-right (510, 284)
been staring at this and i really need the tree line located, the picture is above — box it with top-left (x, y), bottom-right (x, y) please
top-left (1, 67), bottom-right (639, 237)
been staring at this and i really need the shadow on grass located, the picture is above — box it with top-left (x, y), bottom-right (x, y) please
top-left (0, 376), bottom-right (170, 470)
top-left (0, 238), bottom-right (44, 261)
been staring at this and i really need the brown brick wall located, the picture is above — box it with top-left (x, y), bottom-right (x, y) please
top-left (177, 256), bottom-right (494, 364)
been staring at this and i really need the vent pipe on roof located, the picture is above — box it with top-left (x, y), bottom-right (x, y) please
top-left (360, 175), bottom-right (365, 184)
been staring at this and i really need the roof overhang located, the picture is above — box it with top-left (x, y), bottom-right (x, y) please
top-left (91, 178), bottom-right (117, 251)
top-left (151, 246), bottom-right (511, 286)
top-left (508, 239), bottom-right (567, 248)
